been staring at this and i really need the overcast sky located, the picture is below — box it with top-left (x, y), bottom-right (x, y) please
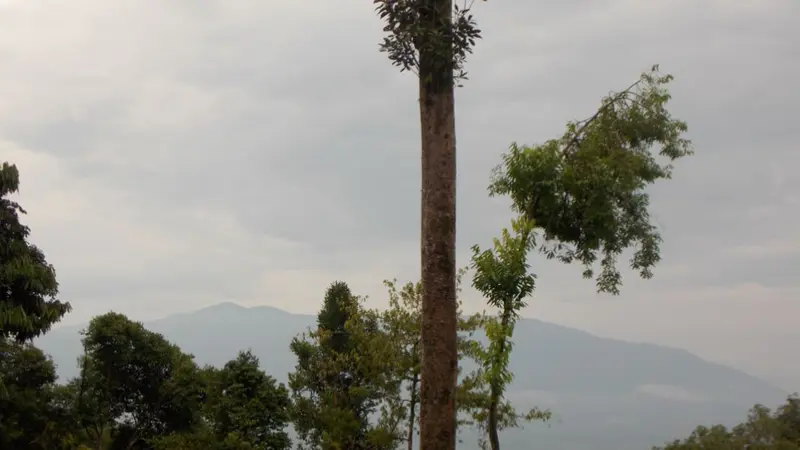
top-left (1, 0), bottom-right (797, 391)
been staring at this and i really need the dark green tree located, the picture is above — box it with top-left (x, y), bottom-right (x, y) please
top-left (0, 162), bottom-right (70, 342)
top-left (375, 2), bottom-right (485, 447)
top-left (205, 350), bottom-right (291, 450)
top-left (75, 312), bottom-right (205, 449)
top-left (655, 395), bottom-right (800, 450)
top-left (0, 339), bottom-right (82, 449)
top-left (316, 281), bottom-right (357, 354)
top-left (289, 285), bottom-right (400, 450)
top-left (775, 396), bottom-right (800, 444)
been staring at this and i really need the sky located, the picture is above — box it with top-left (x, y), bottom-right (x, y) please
top-left (1, 0), bottom-right (798, 391)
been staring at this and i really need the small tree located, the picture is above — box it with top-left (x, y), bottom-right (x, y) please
top-left (469, 67), bottom-right (693, 450)
top-left (289, 287), bottom-right (400, 450)
top-left (469, 217), bottom-right (550, 450)
top-left (316, 281), bottom-right (358, 354)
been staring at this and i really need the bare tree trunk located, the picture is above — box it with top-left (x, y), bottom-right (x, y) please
top-left (487, 378), bottom-right (502, 450)
top-left (418, 1), bottom-right (458, 450)
top-left (407, 372), bottom-right (419, 450)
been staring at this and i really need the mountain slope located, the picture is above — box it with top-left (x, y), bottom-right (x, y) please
top-left (36, 303), bottom-right (787, 450)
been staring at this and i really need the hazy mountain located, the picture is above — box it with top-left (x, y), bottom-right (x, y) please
top-left (36, 302), bottom-right (788, 450)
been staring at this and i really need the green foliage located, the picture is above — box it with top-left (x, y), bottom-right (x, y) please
top-left (0, 339), bottom-right (82, 449)
top-left (468, 217), bottom-right (550, 450)
top-left (75, 312), bottom-right (205, 449)
top-left (0, 162), bottom-right (70, 342)
top-left (148, 429), bottom-right (216, 450)
top-left (206, 350), bottom-right (291, 450)
top-left (317, 281), bottom-right (358, 354)
top-left (488, 68), bottom-right (693, 294)
top-left (471, 217), bottom-right (536, 314)
top-left (0, 163), bottom-right (75, 445)
top-left (24, 314), bottom-right (296, 450)
top-left (465, 68), bottom-right (692, 449)
top-left (381, 270), bottom-right (490, 449)
top-left (655, 395), bottom-right (800, 450)
top-left (289, 288), bottom-right (401, 450)
top-left (375, 0), bottom-right (484, 84)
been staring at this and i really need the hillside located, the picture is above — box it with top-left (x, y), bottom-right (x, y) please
top-left (36, 303), bottom-right (788, 450)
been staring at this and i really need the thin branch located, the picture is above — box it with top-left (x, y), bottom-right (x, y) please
top-left (561, 77), bottom-right (646, 157)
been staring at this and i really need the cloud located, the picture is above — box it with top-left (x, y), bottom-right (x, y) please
top-left (1, 0), bottom-right (798, 391)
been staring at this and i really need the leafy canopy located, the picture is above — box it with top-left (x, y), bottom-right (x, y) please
top-left (655, 395), bottom-right (800, 450)
top-left (76, 312), bottom-right (205, 448)
top-left (290, 286), bottom-right (400, 450)
top-left (204, 350), bottom-right (292, 450)
top-left (375, 0), bottom-right (485, 84)
top-left (488, 68), bottom-right (693, 294)
top-left (469, 218), bottom-right (550, 450)
top-left (0, 162), bottom-right (71, 342)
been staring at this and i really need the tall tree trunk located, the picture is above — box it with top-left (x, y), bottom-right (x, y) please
top-left (418, 1), bottom-right (458, 450)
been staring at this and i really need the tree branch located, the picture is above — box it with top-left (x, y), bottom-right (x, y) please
top-left (561, 77), bottom-right (646, 157)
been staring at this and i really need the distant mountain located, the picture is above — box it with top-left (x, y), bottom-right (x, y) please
top-left (36, 303), bottom-right (787, 450)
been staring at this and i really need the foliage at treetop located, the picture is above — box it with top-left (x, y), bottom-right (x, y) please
top-left (488, 68), bottom-right (693, 294)
top-left (375, 0), bottom-right (485, 84)
top-left (201, 350), bottom-right (291, 450)
top-left (317, 281), bottom-right (359, 354)
top-left (75, 312), bottom-right (206, 449)
top-left (0, 161), bottom-right (71, 342)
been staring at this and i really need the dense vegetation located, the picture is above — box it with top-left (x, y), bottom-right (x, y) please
top-left (654, 397), bottom-right (800, 450)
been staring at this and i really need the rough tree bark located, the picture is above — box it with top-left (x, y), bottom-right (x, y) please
top-left (418, 1), bottom-right (458, 449)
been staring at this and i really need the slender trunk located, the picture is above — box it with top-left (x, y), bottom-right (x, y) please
top-left (487, 387), bottom-right (501, 450)
top-left (488, 310), bottom-right (513, 450)
top-left (417, 1), bottom-right (457, 450)
top-left (407, 372), bottom-right (419, 450)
